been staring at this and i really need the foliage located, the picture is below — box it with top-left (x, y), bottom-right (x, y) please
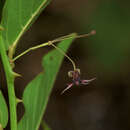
top-left (0, 0), bottom-right (76, 130)
top-left (18, 34), bottom-right (76, 130)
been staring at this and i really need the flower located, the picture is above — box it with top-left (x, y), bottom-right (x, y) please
top-left (61, 68), bottom-right (96, 94)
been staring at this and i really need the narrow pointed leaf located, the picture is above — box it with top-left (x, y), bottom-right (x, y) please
top-left (1, 0), bottom-right (51, 50)
top-left (18, 33), bottom-right (76, 130)
top-left (0, 91), bottom-right (8, 128)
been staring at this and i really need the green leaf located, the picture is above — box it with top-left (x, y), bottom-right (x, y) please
top-left (0, 91), bottom-right (8, 128)
top-left (1, 0), bottom-right (51, 50)
top-left (18, 33), bottom-right (77, 130)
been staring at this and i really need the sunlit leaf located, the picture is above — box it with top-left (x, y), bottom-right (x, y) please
top-left (18, 33), bottom-right (76, 130)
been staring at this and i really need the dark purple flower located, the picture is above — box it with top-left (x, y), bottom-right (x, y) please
top-left (61, 68), bottom-right (96, 94)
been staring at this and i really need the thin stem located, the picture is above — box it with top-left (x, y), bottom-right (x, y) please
top-left (13, 42), bottom-right (49, 61)
top-left (52, 30), bottom-right (96, 43)
top-left (52, 34), bottom-right (74, 43)
top-left (0, 35), bottom-right (17, 130)
top-left (13, 39), bottom-right (76, 70)
top-left (13, 30), bottom-right (96, 68)
top-left (50, 42), bottom-right (76, 70)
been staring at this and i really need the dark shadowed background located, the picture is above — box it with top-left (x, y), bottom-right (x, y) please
top-left (1, 0), bottom-right (130, 130)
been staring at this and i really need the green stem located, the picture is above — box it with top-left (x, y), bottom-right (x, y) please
top-left (0, 35), bottom-right (17, 130)
top-left (13, 42), bottom-right (49, 62)
top-left (50, 43), bottom-right (76, 70)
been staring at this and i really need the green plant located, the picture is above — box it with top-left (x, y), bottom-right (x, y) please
top-left (0, 0), bottom-right (95, 130)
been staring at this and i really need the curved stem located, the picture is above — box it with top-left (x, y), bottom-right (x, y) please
top-left (13, 42), bottom-right (49, 62)
top-left (13, 31), bottom-right (96, 70)
top-left (50, 43), bottom-right (76, 70)
top-left (0, 35), bottom-right (17, 130)
top-left (13, 31), bottom-right (96, 62)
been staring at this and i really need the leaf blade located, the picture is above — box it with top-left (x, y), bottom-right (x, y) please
top-left (18, 33), bottom-right (77, 130)
top-left (1, 0), bottom-right (51, 50)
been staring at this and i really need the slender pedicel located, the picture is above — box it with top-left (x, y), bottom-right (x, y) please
top-left (13, 30), bottom-right (96, 71)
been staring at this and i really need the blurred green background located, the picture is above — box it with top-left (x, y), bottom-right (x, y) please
top-left (1, 0), bottom-right (130, 130)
